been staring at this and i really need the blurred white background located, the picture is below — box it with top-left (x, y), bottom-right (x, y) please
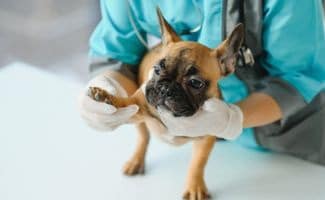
top-left (0, 0), bottom-right (100, 82)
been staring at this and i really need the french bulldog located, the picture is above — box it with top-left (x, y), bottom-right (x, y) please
top-left (88, 8), bottom-right (244, 200)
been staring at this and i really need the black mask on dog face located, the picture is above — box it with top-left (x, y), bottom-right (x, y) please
top-left (145, 55), bottom-right (209, 117)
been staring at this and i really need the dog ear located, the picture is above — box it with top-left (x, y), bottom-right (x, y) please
top-left (213, 24), bottom-right (244, 76)
top-left (156, 7), bottom-right (181, 45)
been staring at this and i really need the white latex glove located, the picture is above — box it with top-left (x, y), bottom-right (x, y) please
top-left (78, 74), bottom-right (139, 131)
top-left (157, 98), bottom-right (243, 140)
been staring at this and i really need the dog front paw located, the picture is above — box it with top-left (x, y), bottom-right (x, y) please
top-left (123, 157), bottom-right (145, 176)
top-left (183, 178), bottom-right (210, 200)
top-left (88, 87), bottom-right (113, 104)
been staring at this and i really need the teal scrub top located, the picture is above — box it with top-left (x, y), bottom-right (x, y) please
top-left (89, 0), bottom-right (325, 148)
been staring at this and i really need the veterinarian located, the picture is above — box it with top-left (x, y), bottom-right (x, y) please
top-left (79, 0), bottom-right (325, 165)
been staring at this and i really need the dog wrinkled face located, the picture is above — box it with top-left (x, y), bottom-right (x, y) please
top-left (145, 46), bottom-right (211, 117)
top-left (145, 8), bottom-right (244, 117)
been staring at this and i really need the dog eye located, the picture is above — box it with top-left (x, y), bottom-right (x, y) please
top-left (153, 59), bottom-right (166, 75)
top-left (159, 59), bottom-right (166, 68)
top-left (188, 78), bottom-right (205, 89)
top-left (154, 64), bottom-right (161, 75)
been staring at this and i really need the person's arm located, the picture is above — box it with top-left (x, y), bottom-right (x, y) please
top-left (236, 93), bottom-right (282, 128)
top-left (237, 0), bottom-right (325, 129)
top-left (89, 0), bottom-right (147, 66)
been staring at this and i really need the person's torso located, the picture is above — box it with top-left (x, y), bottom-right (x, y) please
top-left (127, 0), bottom-right (224, 48)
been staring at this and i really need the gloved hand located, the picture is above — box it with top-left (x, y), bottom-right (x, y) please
top-left (78, 74), bottom-right (139, 131)
top-left (157, 98), bottom-right (244, 140)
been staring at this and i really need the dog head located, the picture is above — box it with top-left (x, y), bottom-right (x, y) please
top-left (145, 8), bottom-right (244, 117)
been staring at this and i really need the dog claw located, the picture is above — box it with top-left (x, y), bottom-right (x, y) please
top-left (182, 180), bottom-right (210, 200)
top-left (182, 190), bottom-right (210, 200)
top-left (94, 93), bottom-right (101, 101)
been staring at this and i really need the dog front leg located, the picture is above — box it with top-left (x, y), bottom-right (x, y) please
top-left (183, 136), bottom-right (216, 200)
top-left (123, 122), bottom-right (150, 175)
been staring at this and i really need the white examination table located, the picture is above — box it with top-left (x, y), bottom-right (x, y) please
top-left (1, 63), bottom-right (325, 200)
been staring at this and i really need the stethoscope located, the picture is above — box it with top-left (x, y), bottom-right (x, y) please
top-left (126, 0), bottom-right (203, 50)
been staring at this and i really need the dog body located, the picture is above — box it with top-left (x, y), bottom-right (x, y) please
top-left (88, 9), bottom-right (244, 200)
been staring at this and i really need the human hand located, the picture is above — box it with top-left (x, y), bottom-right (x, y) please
top-left (157, 98), bottom-right (243, 140)
top-left (78, 74), bottom-right (138, 131)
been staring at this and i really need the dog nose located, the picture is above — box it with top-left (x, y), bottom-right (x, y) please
top-left (159, 85), bottom-right (172, 97)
